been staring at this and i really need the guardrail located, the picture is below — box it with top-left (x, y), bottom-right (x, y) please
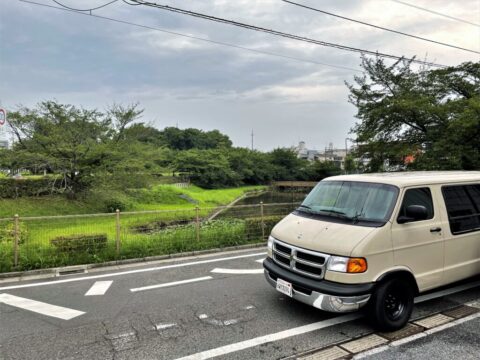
top-left (0, 202), bottom-right (300, 273)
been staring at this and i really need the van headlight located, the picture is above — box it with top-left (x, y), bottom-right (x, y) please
top-left (267, 235), bottom-right (274, 258)
top-left (327, 256), bottom-right (367, 273)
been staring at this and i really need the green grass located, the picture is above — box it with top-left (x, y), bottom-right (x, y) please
top-left (0, 185), bottom-right (266, 218)
top-left (130, 184), bottom-right (265, 210)
top-left (0, 197), bottom-right (101, 218)
top-left (0, 184), bottom-right (272, 273)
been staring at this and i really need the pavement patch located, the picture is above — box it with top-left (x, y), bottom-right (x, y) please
top-left (379, 323), bottom-right (423, 341)
top-left (339, 334), bottom-right (388, 354)
top-left (413, 313), bottom-right (453, 329)
top-left (297, 346), bottom-right (349, 360)
top-left (442, 305), bottom-right (479, 319)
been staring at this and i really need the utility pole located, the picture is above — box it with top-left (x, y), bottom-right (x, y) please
top-left (251, 129), bottom-right (254, 151)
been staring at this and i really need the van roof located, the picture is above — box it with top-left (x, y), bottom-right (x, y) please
top-left (325, 171), bottom-right (480, 187)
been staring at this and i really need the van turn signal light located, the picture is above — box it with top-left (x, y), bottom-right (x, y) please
top-left (347, 258), bottom-right (367, 273)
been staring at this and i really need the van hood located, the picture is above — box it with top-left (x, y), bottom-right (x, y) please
top-left (270, 213), bottom-right (377, 256)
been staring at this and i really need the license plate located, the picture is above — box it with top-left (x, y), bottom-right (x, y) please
top-left (276, 278), bottom-right (293, 297)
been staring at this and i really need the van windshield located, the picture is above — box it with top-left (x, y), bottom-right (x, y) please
top-left (298, 181), bottom-right (399, 224)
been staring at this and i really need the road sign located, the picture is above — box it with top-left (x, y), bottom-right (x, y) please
top-left (0, 108), bottom-right (6, 126)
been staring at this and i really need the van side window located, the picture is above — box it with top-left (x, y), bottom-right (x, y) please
top-left (442, 185), bottom-right (480, 234)
top-left (398, 188), bottom-right (434, 222)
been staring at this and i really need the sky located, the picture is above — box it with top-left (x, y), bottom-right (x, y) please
top-left (1, 0), bottom-right (479, 151)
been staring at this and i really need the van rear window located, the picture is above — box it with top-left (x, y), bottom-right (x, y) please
top-left (442, 185), bottom-right (480, 234)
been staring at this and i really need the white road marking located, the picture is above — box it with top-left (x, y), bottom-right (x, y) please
top-left (210, 268), bottom-right (264, 274)
top-left (174, 313), bottom-right (361, 360)
top-left (354, 311), bottom-right (480, 359)
top-left (198, 314), bottom-right (209, 320)
top-left (0, 252), bottom-right (265, 291)
top-left (130, 276), bottom-right (213, 293)
top-left (244, 305), bottom-right (255, 310)
top-left (255, 258), bottom-right (265, 263)
top-left (155, 323), bottom-right (177, 331)
top-left (84, 281), bottom-right (113, 296)
top-left (0, 293), bottom-right (85, 320)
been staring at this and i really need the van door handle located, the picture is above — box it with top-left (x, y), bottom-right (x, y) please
top-left (430, 227), bottom-right (442, 233)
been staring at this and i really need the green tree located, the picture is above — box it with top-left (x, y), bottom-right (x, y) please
top-left (346, 57), bottom-right (480, 170)
top-left (7, 101), bottom-right (143, 195)
top-left (173, 149), bottom-right (240, 188)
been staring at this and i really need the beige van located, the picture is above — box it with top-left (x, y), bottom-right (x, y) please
top-left (263, 171), bottom-right (480, 330)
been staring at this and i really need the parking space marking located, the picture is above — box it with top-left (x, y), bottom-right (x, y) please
top-left (85, 281), bottom-right (113, 296)
top-left (210, 268), bottom-right (264, 274)
top-left (255, 258), bottom-right (265, 263)
top-left (0, 293), bottom-right (85, 320)
top-left (0, 252), bottom-right (265, 291)
top-left (174, 313), bottom-right (361, 360)
top-left (130, 276), bottom-right (213, 292)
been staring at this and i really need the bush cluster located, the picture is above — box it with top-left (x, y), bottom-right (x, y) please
top-left (0, 178), bottom-right (60, 198)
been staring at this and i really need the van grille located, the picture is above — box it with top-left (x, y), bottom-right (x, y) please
top-left (272, 239), bottom-right (330, 279)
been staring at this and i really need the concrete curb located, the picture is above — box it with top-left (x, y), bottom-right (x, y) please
top-left (0, 242), bottom-right (266, 283)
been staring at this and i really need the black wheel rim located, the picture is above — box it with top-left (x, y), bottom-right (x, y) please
top-left (384, 284), bottom-right (407, 321)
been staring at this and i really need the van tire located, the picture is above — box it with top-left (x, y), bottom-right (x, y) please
top-left (368, 277), bottom-right (414, 331)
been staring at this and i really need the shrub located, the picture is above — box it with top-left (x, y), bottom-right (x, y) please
top-left (86, 189), bottom-right (131, 212)
top-left (0, 221), bottom-right (27, 245)
top-left (50, 233), bottom-right (108, 253)
top-left (0, 178), bottom-right (60, 198)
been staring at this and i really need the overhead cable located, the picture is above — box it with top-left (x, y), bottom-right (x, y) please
top-left (391, 0), bottom-right (480, 27)
top-left (19, 0), bottom-right (362, 73)
top-left (126, 0), bottom-right (447, 68)
top-left (283, 0), bottom-right (479, 55)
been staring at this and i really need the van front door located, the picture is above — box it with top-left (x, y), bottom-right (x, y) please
top-left (391, 186), bottom-right (444, 292)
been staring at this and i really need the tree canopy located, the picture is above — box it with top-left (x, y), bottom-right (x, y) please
top-left (347, 57), bottom-right (480, 171)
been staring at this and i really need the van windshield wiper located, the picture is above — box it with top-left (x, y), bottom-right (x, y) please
top-left (318, 209), bottom-right (350, 219)
top-left (297, 204), bottom-right (313, 213)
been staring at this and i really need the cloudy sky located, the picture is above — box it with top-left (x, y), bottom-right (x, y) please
top-left (1, 0), bottom-right (479, 150)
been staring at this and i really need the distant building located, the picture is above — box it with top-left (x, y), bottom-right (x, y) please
top-left (293, 141), bottom-right (349, 169)
top-left (294, 141), bottom-right (322, 161)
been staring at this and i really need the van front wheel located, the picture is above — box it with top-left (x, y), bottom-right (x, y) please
top-left (369, 278), bottom-right (414, 331)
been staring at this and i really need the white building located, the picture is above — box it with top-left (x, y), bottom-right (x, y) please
top-left (294, 142), bottom-right (350, 169)
top-left (0, 140), bottom-right (8, 149)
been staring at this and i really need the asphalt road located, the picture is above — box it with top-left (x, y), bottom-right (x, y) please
top-left (0, 248), bottom-right (479, 360)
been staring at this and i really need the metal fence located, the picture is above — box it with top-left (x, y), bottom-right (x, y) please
top-left (0, 202), bottom-right (299, 273)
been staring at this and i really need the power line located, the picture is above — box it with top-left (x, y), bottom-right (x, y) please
top-left (51, 0), bottom-right (118, 12)
top-left (391, 0), bottom-right (480, 28)
top-left (126, 0), bottom-right (447, 68)
top-left (283, 0), bottom-right (480, 55)
top-left (19, 0), bottom-right (363, 73)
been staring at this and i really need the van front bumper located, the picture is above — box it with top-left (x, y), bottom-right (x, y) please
top-left (263, 257), bottom-right (373, 313)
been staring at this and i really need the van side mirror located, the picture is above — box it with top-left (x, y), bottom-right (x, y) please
top-left (398, 205), bottom-right (428, 224)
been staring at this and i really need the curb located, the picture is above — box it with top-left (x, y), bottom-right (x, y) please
top-left (289, 303), bottom-right (480, 360)
top-left (0, 243), bottom-right (266, 283)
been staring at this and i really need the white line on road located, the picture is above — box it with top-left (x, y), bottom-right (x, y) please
top-left (354, 311), bottom-right (480, 359)
top-left (255, 258), bottom-right (265, 263)
top-left (0, 293), bottom-right (85, 320)
top-left (210, 268), bottom-right (264, 274)
top-left (0, 252), bottom-right (265, 291)
top-left (174, 313), bottom-right (361, 360)
top-left (130, 276), bottom-right (213, 293)
top-left (85, 281), bottom-right (113, 296)
top-left (155, 323), bottom-right (177, 331)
